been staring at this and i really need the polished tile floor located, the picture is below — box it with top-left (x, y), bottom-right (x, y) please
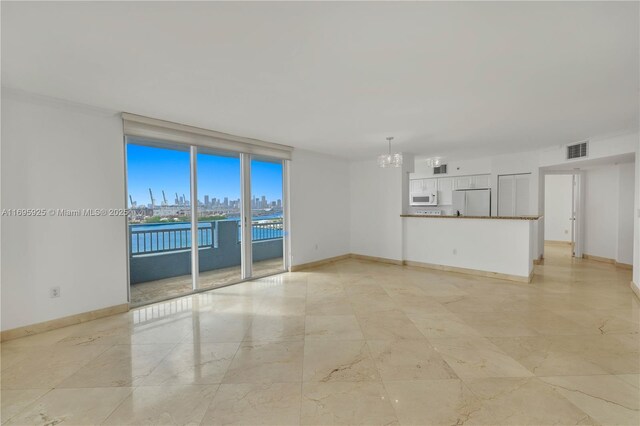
top-left (130, 258), bottom-right (285, 306)
top-left (1, 245), bottom-right (639, 425)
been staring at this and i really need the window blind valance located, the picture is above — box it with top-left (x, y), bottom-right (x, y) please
top-left (122, 113), bottom-right (293, 160)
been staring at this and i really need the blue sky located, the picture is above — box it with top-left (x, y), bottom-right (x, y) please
top-left (127, 143), bottom-right (282, 206)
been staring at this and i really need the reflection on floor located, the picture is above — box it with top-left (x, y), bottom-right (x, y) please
top-left (130, 258), bottom-right (284, 306)
top-left (1, 244), bottom-right (638, 425)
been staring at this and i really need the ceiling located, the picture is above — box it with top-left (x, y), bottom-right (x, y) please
top-left (2, 2), bottom-right (638, 159)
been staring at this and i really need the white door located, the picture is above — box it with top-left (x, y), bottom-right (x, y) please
top-left (438, 177), bottom-right (454, 205)
top-left (572, 172), bottom-right (584, 258)
top-left (498, 174), bottom-right (531, 216)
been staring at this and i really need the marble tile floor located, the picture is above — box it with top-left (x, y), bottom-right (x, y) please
top-left (1, 244), bottom-right (638, 425)
top-left (130, 258), bottom-right (285, 306)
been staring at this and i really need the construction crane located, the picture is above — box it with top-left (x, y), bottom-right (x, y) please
top-left (162, 190), bottom-right (168, 206)
top-left (129, 195), bottom-right (135, 207)
top-left (148, 188), bottom-right (155, 209)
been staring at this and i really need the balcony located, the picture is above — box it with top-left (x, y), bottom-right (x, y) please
top-left (129, 219), bottom-right (284, 305)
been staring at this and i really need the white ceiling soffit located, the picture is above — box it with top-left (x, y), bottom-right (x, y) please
top-left (2, 1), bottom-right (638, 160)
top-left (542, 152), bottom-right (636, 172)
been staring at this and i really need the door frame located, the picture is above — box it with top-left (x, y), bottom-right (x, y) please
top-left (542, 170), bottom-right (584, 258)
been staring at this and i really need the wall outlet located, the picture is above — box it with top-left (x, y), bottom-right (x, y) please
top-left (564, 229), bottom-right (569, 234)
top-left (453, 248), bottom-right (457, 255)
top-left (50, 287), bottom-right (61, 298)
top-left (314, 244), bottom-right (318, 250)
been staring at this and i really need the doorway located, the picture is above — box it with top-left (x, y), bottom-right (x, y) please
top-left (543, 172), bottom-right (583, 258)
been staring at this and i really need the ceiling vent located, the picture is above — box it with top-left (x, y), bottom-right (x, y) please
top-left (567, 141), bottom-right (588, 160)
top-left (433, 164), bottom-right (447, 175)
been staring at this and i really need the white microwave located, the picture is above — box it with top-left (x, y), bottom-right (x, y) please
top-left (411, 192), bottom-right (438, 206)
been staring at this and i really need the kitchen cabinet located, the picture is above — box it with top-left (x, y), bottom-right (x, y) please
top-left (473, 174), bottom-right (491, 189)
top-left (454, 176), bottom-right (473, 190)
top-left (411, 175), bottom-right (490, 206)
top-left (410, 179), bottom-right (423, 194)
top-left (498, 173), bottom-right (530, 216)
top-left (454, 174), bottom-right (490, 190)
top-left (410, 178), bottom-right (437, 194)
top-left (437, 177), bottom-right (454, 205)
top-left (422, 179), bottom-right (437, 192)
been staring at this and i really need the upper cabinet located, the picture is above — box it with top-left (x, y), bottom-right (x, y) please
top-left (453, 174), bottom-right (490, 190)
top-left (453, 176), bottom-right (473, 190)
top-left (410, 174), bottom-right (490, 206)
top-left (410, 179), bottom-right (423, 194)
top-left (410, 178), bottom-right (437, 194)
top-left (473, 174), bottom-right (491, 189)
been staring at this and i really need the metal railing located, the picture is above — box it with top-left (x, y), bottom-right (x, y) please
top-left (252, 221), bottom-right (284, 241)
top-left (130, 219), bottom-right (283, 256)
top-left (130, 224), bottom-right (213, 255)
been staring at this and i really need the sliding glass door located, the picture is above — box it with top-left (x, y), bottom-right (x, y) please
top-left (196, 149), bottom-right (243, 289)
top-left (126, 140), bottom-right (194, 306)
top-left (250, 157), bottom-right (286, 277)
top-left (126, 139), bottom-right (288, 306)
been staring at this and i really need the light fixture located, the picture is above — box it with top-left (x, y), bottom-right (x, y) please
top-left (377, 137), bottom-right (403, 168)
top-left (425, 157), bottom-right (442, 168)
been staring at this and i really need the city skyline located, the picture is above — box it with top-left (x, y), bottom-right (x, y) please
top-left (127, 143), bottom-right (283, 208)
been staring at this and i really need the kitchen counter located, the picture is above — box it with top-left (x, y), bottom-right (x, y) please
top-left (402, 215), bottom-right (539, 282)
top-left (401, 214), bottom-right (542, 220)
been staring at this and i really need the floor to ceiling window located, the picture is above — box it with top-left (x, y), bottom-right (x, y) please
top-left (124, 119), bottom-right (291, 307)
top-left (126, 140), bottom-right (194, 306)
top-left (250, 157), bottom-right (286, 277)
top-left (196, 149), bottom-right (243, 290)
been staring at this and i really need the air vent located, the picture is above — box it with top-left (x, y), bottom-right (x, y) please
top-left (433, 164), bottom-right (447, 175)
top-left (567, 142), bottom-right (588, 160)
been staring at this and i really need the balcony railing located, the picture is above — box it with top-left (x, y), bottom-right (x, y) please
top-left (130, 219), bottom-right (283, 256)
top-left (252, 221), bottom-right (284, 241)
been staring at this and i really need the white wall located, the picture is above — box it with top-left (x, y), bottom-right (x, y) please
top-left (583, 166), bottom-right (619, 260)
top-left (633, 137), bottom-right (640, 288)
top-left (539, 133), bottom-right (638, 167)
top-left (617, 162), bottom-right (635, 265)
top-left (582, 163), bottom-right (635, 264)
top-left (289, 149), bottom-right (350, 266)
top-left (544, 175), bottom-right (573, 242)
top-left (350, 160), bottom-right (404, 261)
top-left (412, 157), bottom-right (491, 179)
top-left (1, 91), bottom-right (128, 331)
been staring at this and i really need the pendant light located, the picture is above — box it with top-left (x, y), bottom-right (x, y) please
top-left (377, 137), bottom-right (403, 168)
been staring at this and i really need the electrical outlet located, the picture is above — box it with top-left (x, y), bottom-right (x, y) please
top-left (50, 287), bottom-right (61, 298)
top-left (315, 244), bottom-right (318, 250)
top-left (453, 248), bottom-right (457, 255)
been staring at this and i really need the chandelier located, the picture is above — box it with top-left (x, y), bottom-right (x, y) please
top-left (377, 137), bottom-right (403, 168)
top-left (425, 157), bottom-right (442, 168)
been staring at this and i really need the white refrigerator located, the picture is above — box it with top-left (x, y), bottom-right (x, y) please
top-left (452, 189), bottom-right (491, 216)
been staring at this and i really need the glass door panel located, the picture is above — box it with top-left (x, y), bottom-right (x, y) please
top-left (196, 149), bottom-right (242, 289)
top-left (126, 139), bottom-right (193, 306)
top-left (250, 157), bottom-right (285, 277)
